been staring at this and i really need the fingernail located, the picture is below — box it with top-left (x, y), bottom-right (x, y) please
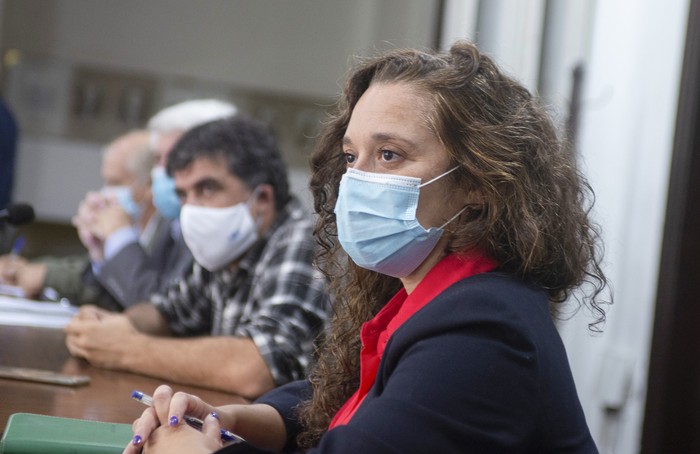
top-left (132, 435), bottom-right (142, 445)
top-left (209, 412), bottom-right (220, 421)
top-left (169, 415), bottom-right (179, 426)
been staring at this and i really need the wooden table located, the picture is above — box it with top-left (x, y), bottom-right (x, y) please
top-left (0, 324), bottom-right (247, 432)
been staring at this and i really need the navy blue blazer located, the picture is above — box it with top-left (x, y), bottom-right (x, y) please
top-left (251, 272), bottom-right (597, 453)
top-left (0, 97), bottom-right (17, 211)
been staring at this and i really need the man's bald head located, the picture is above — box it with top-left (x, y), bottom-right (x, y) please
top-left (101, 130), bottom-right (152, 186)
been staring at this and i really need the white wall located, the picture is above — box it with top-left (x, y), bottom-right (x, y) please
top-left (538, 0), bottom-right (596, 123)
top-left (1, 0), bottom-right (440, 221)
top-left (440, 0), bottom-right (479, 48)
top-left (475, 0), bottom-right (547, 91)
top-left (558, 0), bottom-right (689, 452)
top-left (12, 138), bottom-right (102, 221)
top-left (2, 0), bottom-right (439, 99)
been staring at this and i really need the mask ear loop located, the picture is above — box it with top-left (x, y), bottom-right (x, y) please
top-left (439, 204), bottom-right (471, 229)
top-left (418, 166), bottom-right (460, 188)
top-left (418, 166), bottom-right (465, 228)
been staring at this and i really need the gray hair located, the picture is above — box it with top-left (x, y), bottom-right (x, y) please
top-left (147, 99), bottom-right (237, 134)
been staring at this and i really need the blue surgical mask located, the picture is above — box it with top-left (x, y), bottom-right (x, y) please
top-left (151, 166), bottom-right (181, 220)
top-left (334, 166), bottom-right (463, 278)
top-left (101, 185), bottom-right (142, 221)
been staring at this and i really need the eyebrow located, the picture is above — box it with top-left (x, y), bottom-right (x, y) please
top-left (342, 133), bottom-right (419, 149)
top-left (193, 177), bottom-right (222, 190)
top-left (175, 176), bottom-right (223, 196)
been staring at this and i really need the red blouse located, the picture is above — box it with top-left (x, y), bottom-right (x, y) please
top-left (329, 252), bottom-right (498, 429)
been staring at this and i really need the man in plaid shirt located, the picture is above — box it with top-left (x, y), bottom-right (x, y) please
top-left (65, 116), bottom-right (330, 399)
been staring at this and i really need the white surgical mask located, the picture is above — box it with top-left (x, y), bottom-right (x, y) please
top-left (179, 195), bottom-right (259, 271)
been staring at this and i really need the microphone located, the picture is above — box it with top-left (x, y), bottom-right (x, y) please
top-left (0, 203), bottom-right (35, 226)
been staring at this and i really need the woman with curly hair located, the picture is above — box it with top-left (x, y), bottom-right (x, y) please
top-left (125, 40), bottom-right (609, 454)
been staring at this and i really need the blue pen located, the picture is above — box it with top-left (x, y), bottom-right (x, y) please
top-left (130, 390), bottom-right (245, 445)
top-left (10, 235), bottom-right (25, 257)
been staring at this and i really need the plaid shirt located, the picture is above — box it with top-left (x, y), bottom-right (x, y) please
top-left (152, 197), bottom-right (330, 385)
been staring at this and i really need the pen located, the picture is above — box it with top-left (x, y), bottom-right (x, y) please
top-left (130, 390), bottom-right (245, 445)
top-left (10, 235), bottom-right (25, 257)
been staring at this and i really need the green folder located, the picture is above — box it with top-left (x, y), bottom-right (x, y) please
top-left (0, 413), bottom-right (133, 453)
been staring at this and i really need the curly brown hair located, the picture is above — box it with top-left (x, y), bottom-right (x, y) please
top-left (296, 40), bottom-right (610, 450)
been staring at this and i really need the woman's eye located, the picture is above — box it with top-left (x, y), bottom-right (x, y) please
top-left (344, 153), bottom-right (356, 164)
top-left (381, 150), bottom-right (396, 161)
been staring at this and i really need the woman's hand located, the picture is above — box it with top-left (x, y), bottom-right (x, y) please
top-left (123, 384), bottom-right (289, 454)
top-left (123, 385), bottom-right (221, 454)
top-left (128, 413), bottom-right (222, 454)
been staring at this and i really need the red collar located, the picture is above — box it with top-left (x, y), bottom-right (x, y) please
top-left (383, 253), bottom-right (498, 346)
top-left (329, 252), bottom-right (498, 429)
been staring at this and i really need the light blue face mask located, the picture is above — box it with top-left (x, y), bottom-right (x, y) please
top-left (151, 166), bottom-right (181, 220)
top-left (101, 186), bottom-right (142, 221)
top-left (334, 166), bottom-right (464, 278)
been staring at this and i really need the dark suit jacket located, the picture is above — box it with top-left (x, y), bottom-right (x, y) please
top-left (0, 97), bottom-right (17, 211)
top-left (88, 217), bottom-right (192, 310)
top-left (253, 273), bottom-right (598, 454)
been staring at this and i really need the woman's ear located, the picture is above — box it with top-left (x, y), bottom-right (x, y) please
top-left (465, 188), bottom-right (487, 206)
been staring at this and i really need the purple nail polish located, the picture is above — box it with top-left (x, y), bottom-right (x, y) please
top-left (169, 415), bottom-right (179, 426)
top-left (132, 435), bottom-right (143, 445)
top-left (210, 411), bottom-right (220, 421)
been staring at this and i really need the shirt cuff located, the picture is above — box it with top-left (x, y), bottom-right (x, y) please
top-left (91, 261), bottom-right (102, 276)
top-left (104, 226), bottom-right (139, 261)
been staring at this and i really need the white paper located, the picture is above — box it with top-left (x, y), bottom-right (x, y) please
top-left (0, 295), bottom-right (78, 328)
top-left (0, 284), bottom-right (26, 298)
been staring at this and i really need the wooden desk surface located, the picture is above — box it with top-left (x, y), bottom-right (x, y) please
top-left (0, 325), bottom-right (247, 432)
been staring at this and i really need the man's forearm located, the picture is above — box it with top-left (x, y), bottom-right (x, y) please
top-left (125, 302), bottom-right (171, 336)
top-left (122, 335), bottom-right (275, 399)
